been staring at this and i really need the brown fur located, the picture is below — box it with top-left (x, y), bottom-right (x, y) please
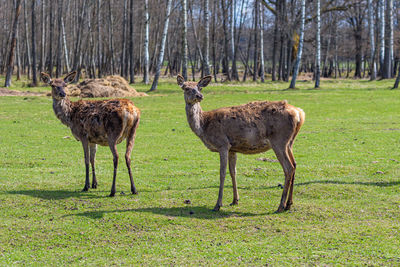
top-left (41, 71), bottom-right (141, 196)
top-left (177, 75), bottom-right (305, 212)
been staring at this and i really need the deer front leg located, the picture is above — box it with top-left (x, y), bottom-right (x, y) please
top-left (81, 140), bottom-right (90, 192)
top-left (228, 151), bottom-right (239, 206)
top-left (108, 141), bottom-right (119, 197)
top-left (89, 143), bottom-right (98, 189)
top-left (213, 149), bottom-right (229, 211)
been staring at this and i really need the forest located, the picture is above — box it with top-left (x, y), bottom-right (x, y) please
top-left (0, 0), bottom-right (399, 89)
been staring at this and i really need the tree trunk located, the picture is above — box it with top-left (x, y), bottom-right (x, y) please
top-left (31, 0), bottom-right (38, 85)
top-left (271, 3), bottom-right (279, 81)
top-left (181, 0), bottom-right (188, 80)
top-left (368, 0), bottom-right (376, 80)
top-left (203, 0), bottom-right (210, 76)
top-left (55, 0), bottom-right (63, 78)
top-left (259, 1), bottom-right (264, 82)
top-left (143, 0), bottom-right (150, 83)
top-left (221, 0), bottom-right (231, 81)
top-left (5, 0), bottom-right (22, 87)
top-left (378, 0), bottom-right (385, 76)
top-left (120, 0), bottom-right (128, 78)
top-left (289, 0), bottom-right (305, 89)
top-left (23, 0), bottom-right (31, 79)
top-left (382, 0), bottom-right (392, 78)
top-left (39, 0), bottom-right (45, 73)
top-left (47, 0), bottom-right (54, 76)
top-left (150, 0), bottom-right (172, 91)
top-left (129, 0), bottom-right (135, 83)
top-left (108, 0), bottom-right (115, 74)
top-left (315, 0), bottom-right (321, 88)
top-left (253, 0), bottom-right (258, 81)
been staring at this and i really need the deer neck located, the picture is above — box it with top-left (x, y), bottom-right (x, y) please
top-left (52, 97), bottom-right (72, 126)
top-left (185, 102), bottom-right (204, 137)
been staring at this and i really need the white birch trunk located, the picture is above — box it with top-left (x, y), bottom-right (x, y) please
top-left (150, 0), bottom-right (172, 91)
top-left (314, 0), bottom-right (321, 88)
top-left (289, 0), bottom-right (305, 89)
top-left (182, 0), bottom-right (188, 80)
top-left (378, 0), bottom-right (385, 72)
top-left (259, 1), bottom-right (264, 82)
top-left (143, 0), bottom-right (150, 84)
top-left (368, 0), bottom-right (376, 80)
top-left (203, 0), bottom-right (210, 75)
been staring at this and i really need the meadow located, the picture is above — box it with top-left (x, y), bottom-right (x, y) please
top-left (0, 77), bottom-right (399, 265)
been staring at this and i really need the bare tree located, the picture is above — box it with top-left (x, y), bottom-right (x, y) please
top-left (382, 0), bottom-right (393, 78)
top-left (5, 0), bottom-right (22, 87)
top-left (367, 0), bottom-right (376, 80)
top-left (315, 0), bottom-right (321, 88)
top-left (150, 0), bottom-right (172, 91)
top-left (31, 0), bottom-right (38, 85)
top-left (129, 0), bottom-right (135, 83)
top-left (143, 0), bottom-right (150, 84)
top-left (203, 0), bottom-right (210, 76)
top-left (290, 0), bottom-right (305, 89)
top-left (181, 0), bottom-right (188, 80)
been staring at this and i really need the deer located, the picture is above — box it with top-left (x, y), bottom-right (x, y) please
top-left (177, 75), bottom-right (305, 213)
top-left (41, 71), bottom-right (141, 197)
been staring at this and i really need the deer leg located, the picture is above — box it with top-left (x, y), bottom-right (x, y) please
top-left (228, 151), bottom-right (239, 206)
top-left (273, 145), bottom-right (295, 213)
top-left (285, 146), bottom-right (297, 210)
top-left (213, 149), bottom-right (229, 211)
top-left (108, 141), bottom-right (119, 197)
top-left (125, 120), bottom-right (139, 195)
top-left (89, 143), bottom-right (98, 189)
top-left (81, 140), bottom-right (90, 192)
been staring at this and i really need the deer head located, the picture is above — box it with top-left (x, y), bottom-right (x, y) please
top-left (40, 71), bottom-right (77, 100)
top-left (177, 75), bottom-right (212, 104)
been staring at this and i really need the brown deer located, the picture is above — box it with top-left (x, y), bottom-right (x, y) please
top-left (41, 71), bottom-right (140, 197)
top-left (177, 75), bottom-right (305, 213)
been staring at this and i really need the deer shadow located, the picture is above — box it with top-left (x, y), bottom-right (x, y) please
top-left (5, 189), bottom-right (104, 200)
top-left (73, 205), bottom-right (274, 220)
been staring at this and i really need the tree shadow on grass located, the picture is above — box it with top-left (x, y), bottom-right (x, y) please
top-left (295, 179), bottom-right (400, 187)
top-left (5, 189), bottom-right (105, 200)
top-left (73, 205), bottom-right (274, 220)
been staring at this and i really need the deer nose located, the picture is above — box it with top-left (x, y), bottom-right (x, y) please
top-left (60, 91), bottom-right (66, 97)
top-left (196, 93), bottom-right (203, 100)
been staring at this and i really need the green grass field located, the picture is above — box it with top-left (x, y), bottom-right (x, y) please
top-left (1, 77), bottom-right (400, 265)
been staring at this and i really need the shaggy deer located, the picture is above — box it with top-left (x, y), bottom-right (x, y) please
top-left (41, 71), bottom-right (140, 197)
top-left (177, 75), bottom-right (305, 213)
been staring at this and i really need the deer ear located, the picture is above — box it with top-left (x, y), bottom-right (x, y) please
top-left (177, 74), bottom-right (185, 88)
top-left (64, 71), bottom-right (77, 83)
top-left (198, 75), bottom-right (212, 89)
top-left (40, 72), bottom-right (52, 84)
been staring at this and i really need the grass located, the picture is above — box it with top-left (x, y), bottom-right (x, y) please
top-left (1, 76), bottom-right (400, 265)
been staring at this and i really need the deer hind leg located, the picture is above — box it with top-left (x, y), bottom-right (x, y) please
top-left (125, 119), bottom-right (139, 195)
top-left (213, 149), bottom-right (229, 211)
top-left (228, 151), bottom-right (239, 206)
top-left (285, 145), bottom-right (296, 210)
top-left (273, 143), bottom-right (295, 213)
top-left (89, 143), bottom-right (98, 189)
top-left (108, 140), bottom-right (119, 197)
top-left (81, 140), bottom-right (90, 192)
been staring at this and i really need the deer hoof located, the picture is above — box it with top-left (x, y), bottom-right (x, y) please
top-left (275, 206), bottom-right (286, 213)
top-left (82, 187), bottom-right (89, 192)
top-left (212, 205), bottom-right (221, 212)
top-left (230, 200), bottom-right (239, 206)
top-left (91, 184), bottom-right (97, 189)
top-left (109, 192), bottom-right (115, 197)
top-left (131, 189), bottom-right (138, 195)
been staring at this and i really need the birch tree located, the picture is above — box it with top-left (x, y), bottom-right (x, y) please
top-left (368, 0), bottom-right (376, 80)
top-left (315, 0), bottom-right (321, 88)
top-left (143, 0), bottom-right (150, 84)
top-left (150, 0), bottom-right (172, 91)
top-left (203, 0), bottom-right (210, 76)
top-left (259, 1), bottom-right (265, 82)
top-left (378, 0), bottom-right (385, 75)
top-left (383, 0), bottom-right (393, 78)
top-left (289, 0), bottom-right (305, 89)
top-left (31, 0), bottom-right (37, 85)
top-left (181, 0), bottom-right (188, 80)
top-left (5, 0), bottom-right (22, 87)
top-left (129, 0), bottom-right (135, 83)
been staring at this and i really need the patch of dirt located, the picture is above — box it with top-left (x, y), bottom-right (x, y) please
top-left (65, 75), bottom-right (148, 98)
top-left (0, 88), bottom-right (45, 96)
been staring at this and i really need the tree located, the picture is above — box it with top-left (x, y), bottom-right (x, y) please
top-left (315, 0), bottom-right (321, 88)
top-left (367, 0), bottom-right (376, 80)
top-left (290, 0), bottom-right (305, 89)
top-left (382, 0), bottom-right (393, 78)
top-left (150, 0), bottom-right (172, 91)
top-left (143, 0), bottom-right (150, 84)
top-left (31, 0), bottom-right (38, 85)
top-left (129, 0), bottom-right (135, 83)
top-left (181, 0), bottom-right (188, 80)
top-left (203, 0), bottom-right (210, 76)
top-left (5, 0), bottom-right (22, 87)
top-left (259, 0), bottom-right (265, 82)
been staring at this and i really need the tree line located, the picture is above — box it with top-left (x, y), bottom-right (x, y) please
top-left (1, 0), bottom-right (399, 90)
